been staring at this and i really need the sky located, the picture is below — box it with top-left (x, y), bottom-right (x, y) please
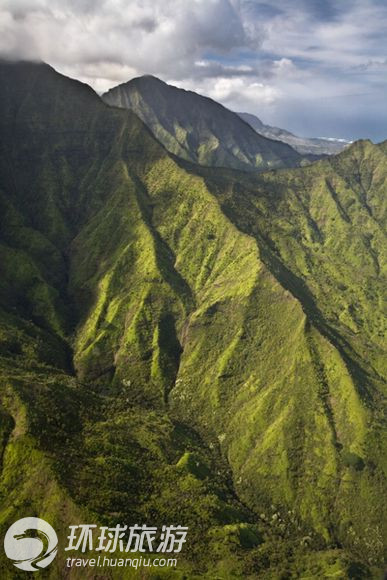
top-left (0, 0), bottom-right (386, 141)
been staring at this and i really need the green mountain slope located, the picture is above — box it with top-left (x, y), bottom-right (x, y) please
top-left (102, 75), bottom-right (303, 172)
top-left (0, 61), bottom-right (385, 579)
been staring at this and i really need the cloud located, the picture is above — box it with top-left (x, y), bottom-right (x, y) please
top-left (352, 59), bottom-right (387, 72)
top-left (173, 75), bottom-right (279, 108)
top-left (0, 0), bottom-right (386, 140)
top-left (0, 1), bottom-right (257, 78)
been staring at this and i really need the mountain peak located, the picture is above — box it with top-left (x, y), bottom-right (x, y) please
top-left (110, 74), bottom-right (169, 93)
top-left (0, 59), bottom-right (104, 127)
top-left (133, 74), bottom-right (166, 84)
top-left (102, 76), bottom-right (301, 171)
top-left (0, 57), bottom-right (48, 67)
top-left (341, 138), bottom-right (375, 155)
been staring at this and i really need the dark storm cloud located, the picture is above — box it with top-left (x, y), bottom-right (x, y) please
top-left (0, 0), bottom-right (386, 140)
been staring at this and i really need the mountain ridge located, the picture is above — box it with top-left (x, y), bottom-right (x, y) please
top-left (102, 74), bottom-right (305, 172)
top-left (0, 61), bottom-right (385, 579)
top-left (237, 111), bottom-right (352, 155)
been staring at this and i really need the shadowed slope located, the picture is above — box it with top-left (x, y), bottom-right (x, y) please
top-left (102, 75), bottom-right (303, 172)
top-left (0, 62), bottom-right (385, 579)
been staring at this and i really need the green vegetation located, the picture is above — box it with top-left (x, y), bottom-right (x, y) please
top-left (0, 61), bottom-right (385, 578)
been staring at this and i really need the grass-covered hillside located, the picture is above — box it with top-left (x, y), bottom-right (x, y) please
top-left (0, 61), bottom-right (385, 579)
top-left (102, 75), bottom-right (303, 172)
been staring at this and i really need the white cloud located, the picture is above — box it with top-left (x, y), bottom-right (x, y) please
top-left (0, 0), bottom-right (258, 84)
top-left (180, 76), bottom-right (279, 107)
top-left (261, 0), bottom-right (387, 69)
top-left (0, 0), bottom-right (386, 140)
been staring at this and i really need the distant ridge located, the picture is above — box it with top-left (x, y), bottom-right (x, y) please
top-left (238, 111), bottom-right (351, 155)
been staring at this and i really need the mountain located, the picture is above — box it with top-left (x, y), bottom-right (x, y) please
top-left (102, 75), bottom-right (303, 171)
top-left (0, 61), bottom-right (386, 579)
top-left (238, 111), bottom-right (351, 155)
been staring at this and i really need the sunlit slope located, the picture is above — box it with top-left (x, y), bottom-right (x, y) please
top-left (0, 61), bottom-right (385, 578)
